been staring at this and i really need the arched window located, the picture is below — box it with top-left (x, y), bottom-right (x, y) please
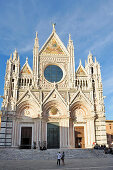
top-left (30, 79), bottom-right (32, 86)
top-left (22, 79), bottom-right (23, 86)
top-left (12, 79), bottom-right (14, 89)
top-left (25, 79), bottom-right (26, 86)
top-left (91, 67), bottom-right (93, 74)
top-left (13, 65), bottom-right (15, 72)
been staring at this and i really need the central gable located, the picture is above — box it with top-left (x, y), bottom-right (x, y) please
top-left (42, 37), bottom-right (64, 55)
top-left (39, 31), bottom-right (69, 56)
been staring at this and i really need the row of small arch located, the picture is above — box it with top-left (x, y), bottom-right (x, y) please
top-left (75, 79), bottom-right (88, 87)
top-left (19, 78), bottom-right (32, 86)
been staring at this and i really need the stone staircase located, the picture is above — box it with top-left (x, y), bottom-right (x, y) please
top-left (0, 148), bottom-right (112, 160)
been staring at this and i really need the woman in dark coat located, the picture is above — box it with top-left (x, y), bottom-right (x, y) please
top-left (61, 152), bottom-right (65, 165)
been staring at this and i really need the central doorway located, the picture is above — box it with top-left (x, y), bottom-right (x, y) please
top-left (21, 127), bottom-right (32, 149)
top-left (75, 126), bottom-right (85, 148)
top-left (47, 122), bottom-right (60, 149)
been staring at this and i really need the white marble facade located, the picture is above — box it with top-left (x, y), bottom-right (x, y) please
top-left (0, 25), bottom-right (107, 148)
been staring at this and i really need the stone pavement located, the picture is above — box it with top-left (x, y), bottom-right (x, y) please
top-left (0, 158), bottom-right (113, 170)
top-left (0, 148), bottom-right (113, 169)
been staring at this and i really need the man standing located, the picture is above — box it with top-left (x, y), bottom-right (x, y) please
top-left (57, 152), bottom-right (61, 166)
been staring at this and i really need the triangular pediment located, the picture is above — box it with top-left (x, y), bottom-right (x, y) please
top-left (76, 65), bottom-right (87, 77)
top-left (70, 89), bottom-right (92, 106)
top-left (21, 62), bottom-right (32, 75)
top-left (43, 88), bottom-right (67, 106)
top-left (39, 32), bottom-right (69, 56)
top-left (17, 90), bottom-right (40, 107)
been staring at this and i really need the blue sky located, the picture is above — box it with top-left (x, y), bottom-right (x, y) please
top-left (0, 0), bottom-right (113, 119)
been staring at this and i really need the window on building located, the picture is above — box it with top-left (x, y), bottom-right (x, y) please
top-left (19, 78), bottom-right (21, 86)
top-left (13, 65), bottom-right (15, 72)
top-left (12, 79), bottom-right (14, 89)
top-left (91, 67), bottom-right (93, 74)
top-left (30, 79), bottom-right (32, 86)
top-left (44, 65), bottom-right (63, 83)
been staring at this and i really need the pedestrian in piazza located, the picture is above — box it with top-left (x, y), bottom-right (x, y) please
top-left (61, 151), bottom-right (65, 165)
top-left (57, 152), bottom-right (61, 166)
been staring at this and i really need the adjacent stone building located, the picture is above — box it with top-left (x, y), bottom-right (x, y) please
top-left (0, 25), bottom-right (107, 149)
top-left (106, 120), bottom-right (113, 147)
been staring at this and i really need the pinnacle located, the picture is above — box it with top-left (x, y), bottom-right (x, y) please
top-left (14, 49), bottom-right (17, 53)
top-left (34, 32), bottom-right (39, 47)
top-left (89, 50), bottom-right (92, 56)
top-left (69, 34), bottom-right (71, 41)
top-left (26, 57), bottom-right (28, 63)
top-left (52, 23), bottom-right (56, 32)
top-left (79, 59), bottom-right (82, 65)
top-left (10, 53), bottom-right (12, 60)
top-left (36, 32), bottom-right (38, 39)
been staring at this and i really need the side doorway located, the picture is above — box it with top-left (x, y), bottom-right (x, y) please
top-left (75, 126), bottom-right (85, 148)
top-left (21, 127), bottom-right (32, 149)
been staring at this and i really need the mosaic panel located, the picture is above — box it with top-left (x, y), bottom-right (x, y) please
top-left (42, 38), bottom-right (64, 55)
top-left (77, 66), bottom-right (86, 76)
top-left (21, 65), bottom-right (31, 74)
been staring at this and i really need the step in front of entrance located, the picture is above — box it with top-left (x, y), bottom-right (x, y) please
top-left (0, 148), bottom-right (112, 160)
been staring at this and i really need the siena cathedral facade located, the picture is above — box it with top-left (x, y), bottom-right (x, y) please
top-left (0, 25), bottom-right (107, 149)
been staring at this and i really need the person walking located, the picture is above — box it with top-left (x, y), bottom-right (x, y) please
top-left (57, 152), bottom-right (61, 166)
top-left (61, 151), bottom-right (65, 165)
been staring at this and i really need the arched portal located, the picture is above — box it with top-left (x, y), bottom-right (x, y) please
top-left (12, 100), bottom-right (41, 148)
top-left (70, 102), bottom-right (95, 148)
top-left (42, 100), bottom-right (69, 149)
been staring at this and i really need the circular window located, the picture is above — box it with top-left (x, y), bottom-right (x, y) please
top-left (44, 65), bottom-right (63, 83)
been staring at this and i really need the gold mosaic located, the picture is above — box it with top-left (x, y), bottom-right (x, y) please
top-left (42, 38), bottom-right (64, 55)
top-left (21, 65), bottom-right (31, 74)
top-left (77, 66), bottom-right (86, 75)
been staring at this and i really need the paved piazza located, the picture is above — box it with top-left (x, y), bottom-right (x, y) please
top-left (0, 148), bottom-right (113, 170)
top-left (0, 158), bottom-right (113, 170)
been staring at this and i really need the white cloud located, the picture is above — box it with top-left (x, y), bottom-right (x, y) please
top-left (87, 31), bottom-right (113, 53)
top-left (103, 76), bottom-right (113, 95)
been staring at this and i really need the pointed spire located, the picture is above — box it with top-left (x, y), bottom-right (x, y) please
top-left (10, 53), bottom-right (12, 60)
top-left (79, 59), bottom-right (82, 65)
top-left (13, 49), bottom-right (18, 60)
top-left (52, 23), bottom-right (56, 32)
top-left (36, 32), bottom-right (38, 39)
top-left (68, 33), bottom-right (74, 46)
top-left (95, 57), bottom-right (97, 63)
top-left (26, 57), bottom-right (28, 63)
top-left (69, 34), bottom-right (71, 41)
top-left (88, 51), bottom-right (93, 63)
top-left (18, 55), bottom-right (20, 62)
top-left (68, 33), bottom-right (73, 43)
top-left (34, 32), bottom-right (39, 47)
top-left (67, 33), bottom-right (74, 50)
top-left (89, 50), bottom-right (92, 56)
top-left (33, 31), bottom-right (39, 81)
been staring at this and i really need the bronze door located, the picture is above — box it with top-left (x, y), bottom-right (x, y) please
top-left (75, 126), bottom-right (85, 148)
top-left (21, 127), bottom-right (32, 149)
top-left (47, 122), bottom-right (60, 149)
